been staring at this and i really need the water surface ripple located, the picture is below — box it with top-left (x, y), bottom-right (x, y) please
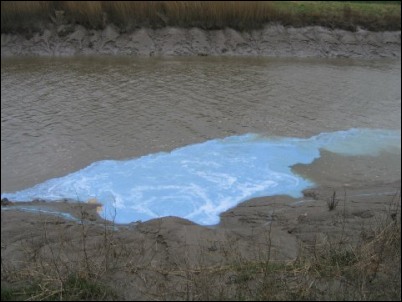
top-left (1, 57), bottom-right (401, 194)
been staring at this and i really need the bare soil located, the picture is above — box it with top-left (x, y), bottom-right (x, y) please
top-left (1, 150), bottom-right (400, 300)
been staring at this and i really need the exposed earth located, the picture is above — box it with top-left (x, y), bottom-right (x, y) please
top-left (1, 24), bottom-right (401, 58)
top-left (1, 149), bottom-right (400, 300)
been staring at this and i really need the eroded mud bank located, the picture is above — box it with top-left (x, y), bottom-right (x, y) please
top-left (1, 24), bottom-right (401, 58)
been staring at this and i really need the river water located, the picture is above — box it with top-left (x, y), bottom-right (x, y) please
top-left (1, 56), bottom-right (401, 198)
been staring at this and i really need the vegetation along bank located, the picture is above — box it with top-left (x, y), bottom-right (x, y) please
top-left (1, 1), bottom-right (401, 58)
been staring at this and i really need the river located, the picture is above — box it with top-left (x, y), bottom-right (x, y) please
top-left (1, 56), bottom-right (401, 198)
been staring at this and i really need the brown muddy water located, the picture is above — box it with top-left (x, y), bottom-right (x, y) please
top-left (1, 56), bottom-right (401, 193)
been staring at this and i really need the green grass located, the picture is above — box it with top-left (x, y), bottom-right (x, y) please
top-left (1, 288), bottom-right (15, 301)
top-left (0, 274), bottom-right (116, 301)
top-left (272, 1), bottom-right (401, 31)
top-left (1, 1), bottom-right (400, 33)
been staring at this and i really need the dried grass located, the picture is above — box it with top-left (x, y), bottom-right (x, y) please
top-left (1, 1), bottom-right (400, 33)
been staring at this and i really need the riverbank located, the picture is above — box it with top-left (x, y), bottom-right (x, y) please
top-left (1, 150), bottom-right (401, 300)
top-left (1, 1), bottom-right (400, 58)
top-left (1, 24), bottom-right (401, 58)
top-left (2, 183), bottom-right (400, 300)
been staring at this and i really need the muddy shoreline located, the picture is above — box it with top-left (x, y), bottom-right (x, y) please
top-left (1, 24), bottom-right (401, 58)
top-left (2, 180), bottom-right (400, 300)
top-left (2, 149), bottom-right (400, 300)
top-left (2, 22), bottom-right (401, 299)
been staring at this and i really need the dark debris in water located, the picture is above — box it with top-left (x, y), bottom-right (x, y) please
top-left (1, 198), bottom-right (13, 206)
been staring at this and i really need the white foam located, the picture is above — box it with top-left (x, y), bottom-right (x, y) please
top-left (2, 128), bottom-right (400, 225)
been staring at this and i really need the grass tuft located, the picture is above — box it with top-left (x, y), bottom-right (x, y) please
top-left (327, 191), bottom-right (339, 211)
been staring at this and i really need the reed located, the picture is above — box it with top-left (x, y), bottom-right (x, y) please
top-left (1, 1), bottom-right (53, 32)
top-left (1, 1), bottom-right (400, 33)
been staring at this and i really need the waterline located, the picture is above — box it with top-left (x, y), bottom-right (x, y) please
top-left (1, 128), bottom-right (400, 225)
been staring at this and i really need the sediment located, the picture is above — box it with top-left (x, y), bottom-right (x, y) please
top-left (1, 24), bottom-right (401, 58)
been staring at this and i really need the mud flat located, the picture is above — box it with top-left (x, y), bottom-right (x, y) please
top-left (1, 24), bottom-right (401, 58)
top-left (1, 149), bottom-right (400, 300)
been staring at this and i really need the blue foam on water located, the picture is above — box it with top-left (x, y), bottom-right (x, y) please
top-left (1, 128), bottom-right (400, 225)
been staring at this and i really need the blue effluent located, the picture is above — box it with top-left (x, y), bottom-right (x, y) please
top-left (1, 128), bottom-right (400, 225)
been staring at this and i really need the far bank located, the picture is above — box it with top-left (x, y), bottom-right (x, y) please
top-left (1, 24), bottom-right (401, 58)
